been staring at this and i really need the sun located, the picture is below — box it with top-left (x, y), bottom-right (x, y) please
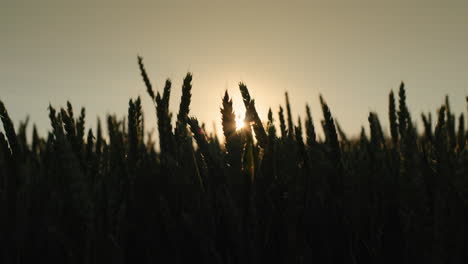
top-left (235, 114), bottom-right (245, 130)
top-left (233, 103), bottom-right (246, 130)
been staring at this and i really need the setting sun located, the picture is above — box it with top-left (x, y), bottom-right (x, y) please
top-left (235, 114), bottom-right (245, 130)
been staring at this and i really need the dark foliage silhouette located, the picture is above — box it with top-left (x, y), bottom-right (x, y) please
top-left (0, 57), bottom-right (467, 264)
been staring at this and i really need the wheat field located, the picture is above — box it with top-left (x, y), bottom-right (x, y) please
top-left (0, 57), bottom-right (467, 264)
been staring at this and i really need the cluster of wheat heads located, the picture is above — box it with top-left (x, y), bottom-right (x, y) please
top-left (0, 57), bottom-right (467, 264)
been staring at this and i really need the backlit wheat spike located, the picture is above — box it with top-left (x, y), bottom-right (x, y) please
top-left (457, 113), bottom-right (465, 150)
top-left (239, 82), bottom-right (251, 105)
top-left (369, 112), bottom-right (385, 150)
top-left (242, 124), bottom-right (255, 182)
top-left (156, 80), bottom-right (175, 154)
top-left (0, 100), bottom-right (20, 158)
top-left (127, 98), bottom-right (140, 174)
top-left (445, 96), bottom-right (456, 151)
top-left (32, 124), bottom-right (40, 154)
top-left (176, 73), bottom-right (193, 139)
top-left (319, 95), bottom-right (338, 148)
top-left (138, 56), bottom-right (155, 100)
top-left (319, 94), bottom-right (342, 196)
top-left (86, 128), bottom-right (94, 160)
top-left (295, 116), bottom-right (303, 144)
top-left (389, 90), bottom-right (399, 148)
top-left (187, 117), bottom-right (212, 164)
top-left (239, 83), bottom-right (267, 148)
top-left (285, 92), bottom-right (294, 138)
top-left (398, 82), bottom-right (411, 139)
top-left (294, 118), bottom-right (307, 168)
top-left (61, 107), bottom-right (75, 138)
top-left (221, 90), bottom-right (236, 148)
top-left (0, 131), bottom-right (10, 156)
top-left (48, 104), bottom-right (58, 134)
top-left (77, 107), bottom-right (86, 143)
top-left (435, 106), bottom-right (447, 155)
top-left (305, 104), bottom-right (316, 146)
top-left (421, 113), bottom-right (433, 142)
top-left (96, 117), bottom-right (103, 157)
top-left (162, 79), bottom-right (172, 109)
top-left (66, 101), bottom-right (75, 123)
top-left (267, 108), bottom-right (276, 141)
top-left (360, 126), bottom-right (369, 145)
top-left (278, 106), bottom-right (287, 139)
top-left (248, 99), bottom-right (268, 147)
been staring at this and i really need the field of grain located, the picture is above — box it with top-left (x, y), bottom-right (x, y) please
top-left (0, 57), bottom-right (467, 264)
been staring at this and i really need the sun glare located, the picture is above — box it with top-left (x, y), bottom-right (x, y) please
top-left (235, 114), bottom-right (245, 130)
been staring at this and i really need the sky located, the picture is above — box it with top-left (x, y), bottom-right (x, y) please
top-left (1, 0), bottom-right (467, 141)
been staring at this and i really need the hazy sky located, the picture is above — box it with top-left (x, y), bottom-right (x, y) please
top-left (1, 0), bottom-right (467, 140)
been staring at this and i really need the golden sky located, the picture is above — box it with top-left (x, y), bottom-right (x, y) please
top-left (1, 0), bottom-right (467, 139)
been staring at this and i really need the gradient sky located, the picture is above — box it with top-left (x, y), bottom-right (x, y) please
top-left (1, 0), bottom-right (467, 141)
